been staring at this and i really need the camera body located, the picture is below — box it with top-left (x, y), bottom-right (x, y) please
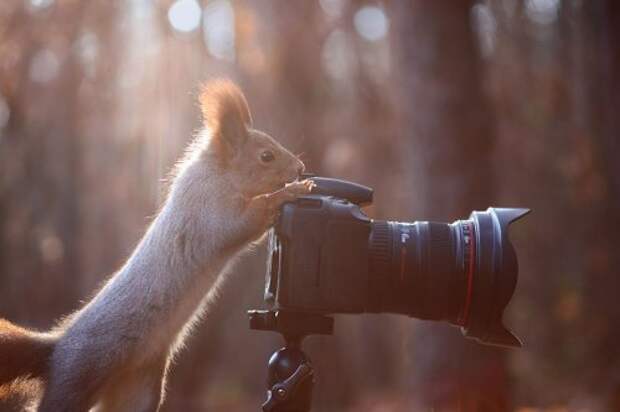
top-left (265, 178), bottom-right (374, 314)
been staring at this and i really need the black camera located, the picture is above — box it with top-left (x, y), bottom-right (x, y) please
top-left (262, 177), bottom-right (529, 347)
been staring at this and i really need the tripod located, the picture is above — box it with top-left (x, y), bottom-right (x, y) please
top-left (248, 310), bottom-right (334, 412)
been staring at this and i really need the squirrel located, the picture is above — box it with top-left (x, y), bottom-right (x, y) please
top-left (0, 80), bottom-right (313, 411)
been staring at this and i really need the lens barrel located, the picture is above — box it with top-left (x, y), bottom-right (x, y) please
top-left (368, 208), bottom-right (529, 347)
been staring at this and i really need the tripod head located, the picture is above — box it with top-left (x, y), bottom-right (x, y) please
top-left (248, 310), bottom-right (334, 412)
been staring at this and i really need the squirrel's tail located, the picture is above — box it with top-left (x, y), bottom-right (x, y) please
top-left (0, 318), bottom-right (55, 391)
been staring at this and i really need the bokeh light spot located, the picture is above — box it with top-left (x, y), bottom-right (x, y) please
top-left (203, 0), bottom-right (235, 61)
top-left (324, 138), bottom-right (358, 175)
top-left (28, 0), bottom-right (54, 11)
top-left (525, 0), bottom-right (559, 25)
top-left (322, 29), bottom-right (356, 80)
top-left (29, 49), bottom-right (60, 83)
top-left (168, 0), bottom-right (202, 33)
top-left (75, 32), bottom-right (99, 78)
top-left (354, 6), bottom-right (389, 42)
top-left (471, 3), bottom-right (496, 58)
top-left (40, 234), bottom-right (64, 264)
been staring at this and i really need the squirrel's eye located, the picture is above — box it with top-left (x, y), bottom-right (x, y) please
top-left (260, 150), bottom-right (275, 163)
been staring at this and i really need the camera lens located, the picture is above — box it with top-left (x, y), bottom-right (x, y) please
top-left (368, 208), bottom-right (529, 347)
top-left (263, 177), bottom-right (530, 347)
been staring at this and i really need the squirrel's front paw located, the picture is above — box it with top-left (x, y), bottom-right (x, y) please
top-left (282, 179), bottom-right (316, 198)
top-left (246, 179), bottom-right (315, 232)
top-left (267, 179), bottom-right (315, 208)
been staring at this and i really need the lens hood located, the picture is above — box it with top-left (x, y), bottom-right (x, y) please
top-left (461, 208), bottom-right (530, 347)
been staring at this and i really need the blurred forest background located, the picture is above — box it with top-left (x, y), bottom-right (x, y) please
top-left (1, 0), bottom-right (619, 411)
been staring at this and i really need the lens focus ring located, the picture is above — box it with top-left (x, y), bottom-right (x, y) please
top-left (368, 221), bottom-right (391, 312)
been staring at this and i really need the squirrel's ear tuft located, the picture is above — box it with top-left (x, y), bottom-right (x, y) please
top-left (199, 79), bottom-right (252, 153)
